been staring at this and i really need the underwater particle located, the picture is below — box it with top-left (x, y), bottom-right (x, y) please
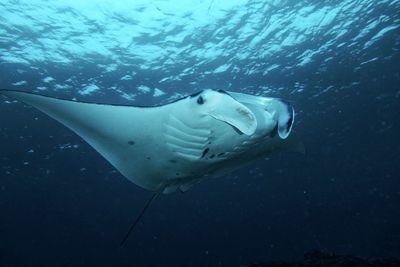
top-left (58, 143), bottom-right (79, 150)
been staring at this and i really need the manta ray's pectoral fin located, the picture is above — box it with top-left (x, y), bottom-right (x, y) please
top-left (0, 89), bottom-right (164, 191)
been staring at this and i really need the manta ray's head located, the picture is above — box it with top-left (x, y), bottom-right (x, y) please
top-left (217, 90), bottom-right (295, 140)
top-left (263, 99), bottom-right (294, 139)
top-left (189, 89), bottom-right (257, 135)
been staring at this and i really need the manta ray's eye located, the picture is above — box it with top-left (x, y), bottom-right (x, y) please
top-left (197, 96), bottom-right (205, 105)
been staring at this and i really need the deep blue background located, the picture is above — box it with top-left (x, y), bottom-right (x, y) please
top-left (1, 57), bottom-right (399, 266)
top-left (1, 0), bottom-right (400, 266)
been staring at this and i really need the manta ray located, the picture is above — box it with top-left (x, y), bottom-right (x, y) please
top-left (0, 89), bottom-right (302, 244)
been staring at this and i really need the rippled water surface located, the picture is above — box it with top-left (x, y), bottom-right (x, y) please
top-left (0, 0), bottom-right (399, 266)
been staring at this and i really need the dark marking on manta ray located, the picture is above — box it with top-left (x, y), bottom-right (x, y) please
top-left (210, 154), bottom-right (215, 159)
top-left (201, 148), bottom-right (210, 158)
top-left (146, 156), bottom-right (151, 160)
top-left (286, 116), bottom-right (293, 132)
top-left (197, 96), bottom-right (205, 105)
top-left (169, 159), bottom-right (177, 163)
top-left (269, 125), bottom-right (278, 138)
top-left (128, 140), bottom-right (136, 146)
top-left (231, 126), bottom-right (244, 135)
top-left (217, 152), bottom-right (225, 157)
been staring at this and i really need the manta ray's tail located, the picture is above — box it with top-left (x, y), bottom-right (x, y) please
top-left (120, 192), bottom-right (159, 246)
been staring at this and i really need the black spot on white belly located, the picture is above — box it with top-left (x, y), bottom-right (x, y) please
top-left (269, 126), bottom-right (278, 138)
top-left (286, 116), bottom-right (293, 132)
top-left (128, 140), bottom-right (136, 145)
top-left (201, 148), bottom-right (210, 158)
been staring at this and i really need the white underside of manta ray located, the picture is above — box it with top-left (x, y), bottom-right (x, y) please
top-left (0, 89), bottom-right (302, 194)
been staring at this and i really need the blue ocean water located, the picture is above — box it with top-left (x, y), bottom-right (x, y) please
top-left (0, 0), bottom-right (399, 266)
